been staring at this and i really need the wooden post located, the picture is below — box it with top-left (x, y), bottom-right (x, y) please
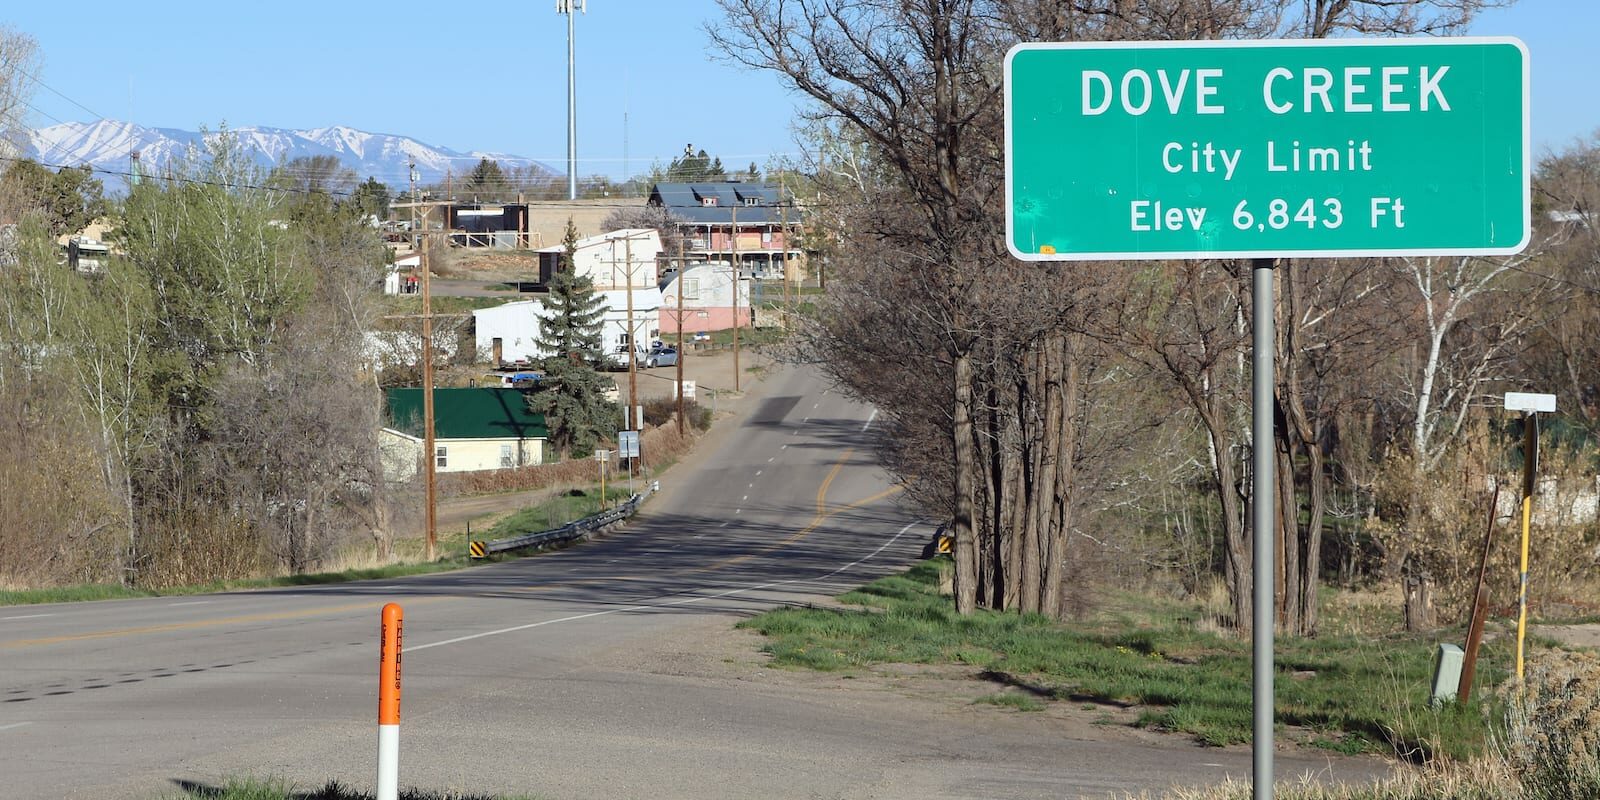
top-left (676, 236), bottom-right (686, 435)
top-left (421, 233), bottom-right (437, 562)
top-left (625, 236), bottom-right (639, 479)
top-left (731, 204), bottom-right (740, 393)
top-left (1458, 481), bottom-right (1500, 705)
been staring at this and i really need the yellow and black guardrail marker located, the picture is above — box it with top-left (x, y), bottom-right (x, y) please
top-left (469, 541), bottom-right (487, 559)
top-left (936, 534), bottom-right (953, 554)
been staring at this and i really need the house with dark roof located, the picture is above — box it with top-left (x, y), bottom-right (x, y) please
top-left (647, 182), bottom-right (802, 279)
top-left (381, 387), bottom-right (549, 478)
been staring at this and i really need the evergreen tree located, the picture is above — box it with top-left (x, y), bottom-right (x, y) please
top-left (348, 176), bottom-right (391, 220)
top-left (665, 148), bottom-right (728, 183)
top-left (463, 158), bottom-right (509, 200)
top-left (528, 218), bottom-right (617, 456)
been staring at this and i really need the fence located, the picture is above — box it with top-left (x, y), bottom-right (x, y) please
top-left (476, 483), bottom-right (657, 556)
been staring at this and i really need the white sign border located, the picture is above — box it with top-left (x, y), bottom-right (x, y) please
top-left (1003, 36), bottom-right (1532, 263)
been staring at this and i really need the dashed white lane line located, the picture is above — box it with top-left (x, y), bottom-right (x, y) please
top-left (802, 417), bottom-right (810, 423)
top-left (748, 483), bottom-right (754, 488)
top-left (863, 408), bottom-right (879, 432)
top-left (406, 521), bottom-right (921, 654)
top-left (735, 509), bottom-right (742, 514)
top-left (813, 403), bottom-right (820, 409)
top-left (719, 522), bottom-right (731, 527)
top-left (767, 457), bottom-right (774, 463)
top-left (168, 601), bottom-right (212, 607)
top-left (755, 470), bottom-right (762, 476)
top-left (742, 495), bottom-right (749, 501)
top-left (781, 444), bottom-right (788, 449)
top-left (0, 722), bottom-right (32, 732)
top-left (1, 614), bottom-right (53, 621)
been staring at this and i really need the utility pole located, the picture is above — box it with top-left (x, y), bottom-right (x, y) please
top-left (779, 182), bottom-right (791, 327)
top-left (557, 0), bottom-right (585, 201)
top-left (675, 236), bottom-right (687, 435)
top-left (731, 203), bottom-right (740, 393)
top-left (625, 236), bottom-right (638, 445)
top-left (421, 231), bottom-right (438, 562)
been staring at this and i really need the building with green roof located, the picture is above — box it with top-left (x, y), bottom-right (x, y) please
top-left (382, 388), bottom-right (549, 477)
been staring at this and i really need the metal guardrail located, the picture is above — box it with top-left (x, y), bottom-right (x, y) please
top-left (474, 483), bottom-right (657, 557)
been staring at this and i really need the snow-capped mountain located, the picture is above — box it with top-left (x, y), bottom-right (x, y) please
top-left (24, 120), bottom-right (559, 191)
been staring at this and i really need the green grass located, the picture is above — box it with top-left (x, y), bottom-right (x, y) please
top-left (974, 692), bottom-right (1047, 712)
top-left (739, 561), bottom-right (1511, 759)
top-left (165, 777), bottom-right (543, 800)
top-left (483, 486), bottom-right (633, 539)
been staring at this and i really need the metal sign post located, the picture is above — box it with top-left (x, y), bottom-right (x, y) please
top-left (618, 431), bottom-right (640, 497)
top-left (1004, 38), bottom-right (1530, 800)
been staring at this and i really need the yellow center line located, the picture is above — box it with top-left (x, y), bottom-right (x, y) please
top-left (2, 597), bottom-right (451, 650)
top-left (703, 443), bottom-right (902, 571)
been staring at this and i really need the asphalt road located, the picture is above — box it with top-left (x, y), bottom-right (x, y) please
top-left (0, 365), bottom-right (1389, 799)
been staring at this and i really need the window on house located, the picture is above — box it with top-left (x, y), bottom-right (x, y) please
top-left (761, 230), bottom-right (772, 244)
top-left (500, 444), bottom-right (514, 468)
top-left (702, 197), bottom-right (717, 207)
top-left (744, 197), bottom-right (759, 207)
top-left (684, 278), bottom-right (700, 300)
top-left (435, 446), bottom-right (448, 469)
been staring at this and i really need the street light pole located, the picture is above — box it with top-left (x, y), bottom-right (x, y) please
top-left (557, 0), bottom-right (585, 201)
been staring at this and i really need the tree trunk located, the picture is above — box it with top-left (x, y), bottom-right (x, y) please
top-left (1299, 425), bottom-right (1326, 636)
top-left (951, 348), bottom-right (979, 615)
top-left (1403, 559), bottom-right (1436, 631)
top-left (1042, 335), bottom-right (1078, 619)
top-left (1002, 408), bottom-right (1025, 611)
top-left (1276, 443), bottom-right (1297, 631)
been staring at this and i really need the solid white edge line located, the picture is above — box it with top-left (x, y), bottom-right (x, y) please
top-left (168, 601), bottom-right (212, 607)
top-left (863, 408), bottom-right (878, 432)
top-left (406, 520), bottom-right (922, 655)
top-left (0, 722), bottom-right (32, 732)
top-left (1, 614), bottom-right (54, 621)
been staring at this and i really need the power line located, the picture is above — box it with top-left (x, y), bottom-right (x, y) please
top-left (14, 65), bottom-right (107, 123)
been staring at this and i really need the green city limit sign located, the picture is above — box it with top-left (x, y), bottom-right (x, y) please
top-left (1005, 38), bottom-right (1528, 261)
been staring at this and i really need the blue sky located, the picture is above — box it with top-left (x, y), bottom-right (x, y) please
top-left (7, 1), bottom-right (1596, 181)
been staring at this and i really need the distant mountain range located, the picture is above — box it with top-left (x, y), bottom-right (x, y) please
top-left (23, 120), bottom-right (560, 192)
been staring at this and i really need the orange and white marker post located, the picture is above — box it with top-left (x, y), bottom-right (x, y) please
top-left (377, 603), bottom-right (403, 800)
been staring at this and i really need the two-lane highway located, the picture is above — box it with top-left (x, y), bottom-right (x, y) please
top-left (1, 365), bottom-right (928, 798)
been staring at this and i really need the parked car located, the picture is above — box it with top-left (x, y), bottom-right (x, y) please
top-left (644, 346), bottom-right (678, 369)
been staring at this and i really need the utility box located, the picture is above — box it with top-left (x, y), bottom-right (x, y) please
top-left (1431, 643), bottom-right (1465, 707)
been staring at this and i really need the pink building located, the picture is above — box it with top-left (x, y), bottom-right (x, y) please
top-left (658, 262), bottom-right (753, 334)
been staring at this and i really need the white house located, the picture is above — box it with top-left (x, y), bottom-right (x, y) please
top-left (473, 300), bottom-right (546, 365)
top-left (536, 228), bottom-right (661, 290)
top-left (473, 288), bottom-right (663, 367)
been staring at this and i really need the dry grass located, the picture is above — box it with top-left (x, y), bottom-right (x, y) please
top-left (1321, 585), bottom-right (1407, 638)
top-left (1146, 760), bottom-right (1516, 799)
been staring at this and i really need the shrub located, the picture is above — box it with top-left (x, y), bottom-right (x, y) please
top-left (1501, 649), bottom-right (1600, 800)
top-left (642, 398), bottom-right (712, 431)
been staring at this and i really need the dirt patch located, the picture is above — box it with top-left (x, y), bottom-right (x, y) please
top-left (593, 613), bottom-right (1171, 746)
top-left (1535, 623), bottom-right (1600, 649)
